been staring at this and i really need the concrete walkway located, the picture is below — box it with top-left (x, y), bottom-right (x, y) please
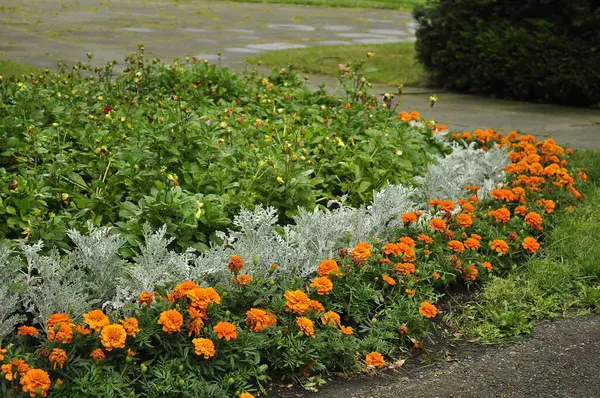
top-left (1, 0), bottom-right (599, 148)
top-left (301, 314), bottom-right (600, 398)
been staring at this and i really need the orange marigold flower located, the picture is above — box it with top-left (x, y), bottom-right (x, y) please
top-left (383, 242), bottom-right (401, 256)
top-left (382, 274), bottom-right (396, 286)
top-left (399, 237), bottom-right (416, 247)
top-left (430, 218), bottom-right (447, 232)
top-left (213, 321), bottom-right (237, 340)
top-left (188, 306), bottom-right (208, 320)
top-left (525, 212), bottom-right (543, 231)
top-left (460, 201), bottom-right (475, 213)
top-left (17, 326), bottom-right (39, 336)
top-left (340, 325), bottom-right (354, 335)
top-left (455, 213), bottom-right (473, 228)
top-left (228, 255), bottom-right (244, 273)
top-left (405, 288), bottom-right (416, 295)
top-left (464, 237), bottom-right (480, 250)
top-left (120, 318), bottom-right (139, 337)
top-left (0, 347), bottom-right (6, 361)
top-left (186, 287), bottom-right (221, 310)
top-left (316, 259), bottom-right (340, 277)
top-left (284, 290), bottom-right (311, 314)
top-left (100, 324), bottom-right (127, 351)
top-left (465, 185), bottom-right (480, 191)
top-left (192, 338), bottom-right (216, 359)
top-left (48, 348), bottom-right (68, 370)
top-left (47, 322), bottom-right (73, 344)
top-left (463, 265), bottom-right (478, 280)
top-left (13, 359), bottom-right (29, 377)
top-left (398, 324), bottom-right (409, 335)
top-left (158, 310), bottom-right (183, 334)
top-left (239, 393), bottom-right (255, 398)
top-left (308, 300), bottom-right (325, 313)
top-left (401, 212), bottom-right (418, 224)
top-left (235, 274), bottom-right (252, 286)
top-left (127, 349), bottom-right (136, 358)
top-left (311, 276), bottom-right (334, 295)
top-left (419, 301), bottom-right (438, 318)
top-left (417, 234), bottom-right (434, 244)
top-left (75, 324), bottom-right (91, 335)
top-left (482, 261), bottom-right (493, 272)
top-left (20, 369), bottom-right (51, 398)
top-left (429, 199), bottom-right (442, 207)
top-left (365, 352), bottom-right (385, 368)
top-left (83, 309), bottom-right (110, 332)
top-left (351, 242), bottom-right (372, 264)
top-left (537, 198), bottom-right (556, 214)
top-left (47, 313), bottom-right (71, 329)
top-left (522, 236), bottom-right (540, 254)
top-left (1, 363), bottom-right (14, 381)
top-left (440, 199), bottom-right (455, 212)
top-left (138, 291), bottom-right (154, 307)
top-left (489, 208), bottom-right (511, 223)
top-left (187, 318), bottom-right (204, 337)
top-left (515, 206), bottom-right (528, 216)
top-left (447, 240), bottom-right (465, 253)
top-left (379, 258), bottom-right (392, 264)
top-left (433, 271), bottom-right (441, 280)
top-left (491, 189), bottom-right (515, 201)
top-left (413, 341), bottom-right (425, 350)
top-left (246, 308), bottom-right (271, 332)
top-left (490, 239), bottom-right (509, 255)
top-left (321, 311), bottom-right (341, 328)
top-left (90, 348), bottom-right (106, 361)
top-left (471, 233), bottom-right (482, 241)
top-left (171, 281), bottom-right (200, 301)
top-left (296, 317), bottom-right (315, 337)
top-left (395, 262), bottom-right (416, 275)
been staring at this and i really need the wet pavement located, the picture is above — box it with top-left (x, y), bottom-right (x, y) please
top-left (1, 0), bottom-right (599, 148)
top-left (0, 0), bottom-right (415, 69)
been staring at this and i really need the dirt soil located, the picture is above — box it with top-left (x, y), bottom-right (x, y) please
top-left (267, 314), bottom-right (600, 398)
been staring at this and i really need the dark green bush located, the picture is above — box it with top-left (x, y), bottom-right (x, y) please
top-left (414, 0), bottom-right (600, 106)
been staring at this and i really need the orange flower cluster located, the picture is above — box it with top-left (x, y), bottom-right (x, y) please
top-left (321, 311), bottom-right (341, 328)
top-left (296, 317), bottom-right (315, 337)
top-left (419, 301), bottom-right (438, 318)
top-left (490, 239), bottom-right (509, 255)
top-left (365, 352), bottom-right (385, 368)
top-left (158, 310), bottom-right (183, 334)
top-left (192, 338), bottom-right (216, 359)
top-left (213, 321), bottom-right (237, 340)
top-left (316, 259), bottom-right (340, 277)
top-left (351, 242), bottom-right (372, 264)
top-left (246, 308), bottom-right (277, 332)
top-left (228, 255), bottom-right (244, 273)
top-left (284, 290), bottom-right (311, 314)
top-left (489, 208), bottom-right (511, 223)
top-left (311, 276), bottom-right (334, 295)
top-left (20, 369), bottom-right (51, 397)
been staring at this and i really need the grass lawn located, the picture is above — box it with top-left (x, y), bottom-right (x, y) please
top-left (251, 42), bottom-right (427, 87)
top-left (221, 0), bottom-right (425, 9)
top-left (0, 59), bottom-right (41, 79)
top-left (448, 149), bottom-right (600, 342)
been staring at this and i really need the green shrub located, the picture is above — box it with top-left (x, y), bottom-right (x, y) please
top-left (413, 0), bottom-right (600, 106)
top-left (0, 49), bottom-right (444, 254)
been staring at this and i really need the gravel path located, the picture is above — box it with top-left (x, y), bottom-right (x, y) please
top-left (298, 314), bottom-right (600, 398)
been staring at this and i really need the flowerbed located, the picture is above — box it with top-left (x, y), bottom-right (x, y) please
top-left (0, 122), bottom-right (587, 396)
top-left (0, 48), bottom-right (444, 254)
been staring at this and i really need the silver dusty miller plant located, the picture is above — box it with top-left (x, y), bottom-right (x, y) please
top-left (0, 244), bottom-right (24, 341)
